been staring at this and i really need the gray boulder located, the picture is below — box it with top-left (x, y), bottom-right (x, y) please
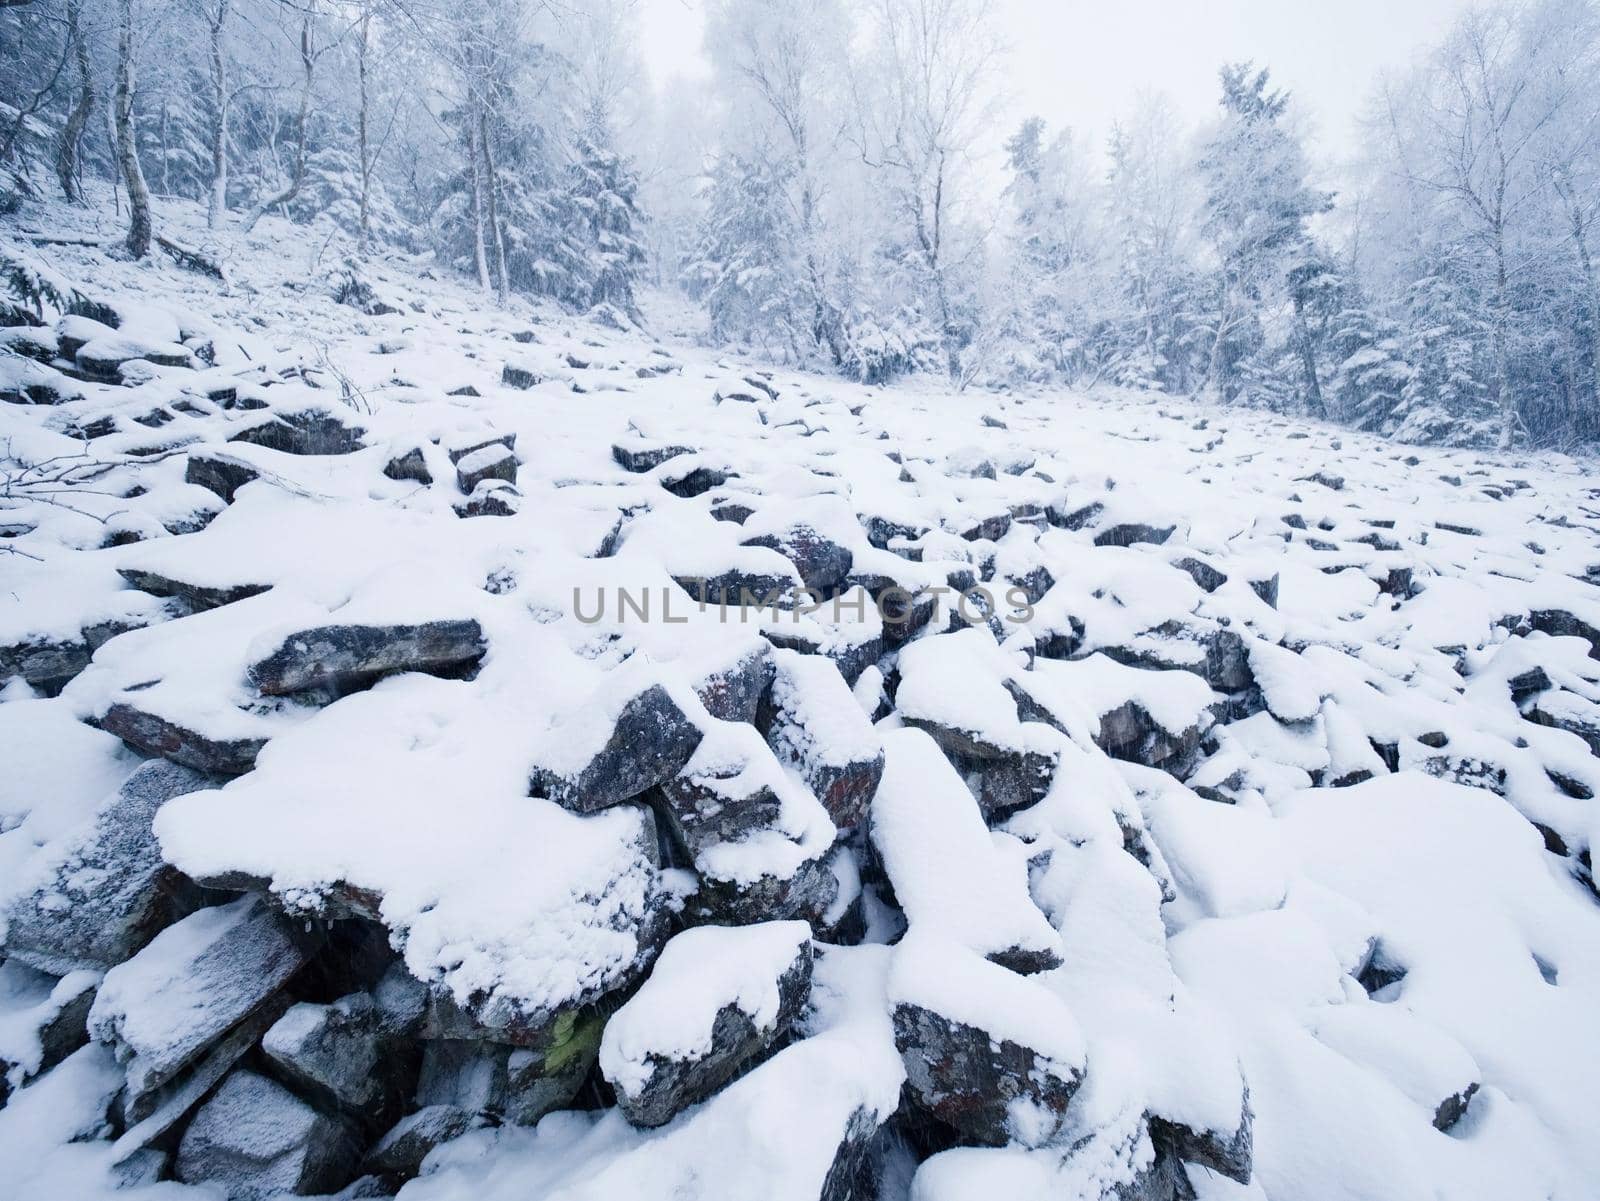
top-left (454, 443), bottom-right (518, 494)
top-left (176, 1069), bottom-right (360, 1199)
top-left (262, 993), bottom-right (415, 1120)
top-left (530, 683), bottom-right (705, 813)
top-left (760, 650), bottom-right (884, 829)
top-left (228, 408), bottom-right (365, 456)
top-left (117, 566), bottom-right (271, 611)
top-left (741, 522), bottom-right (854, 593)
top-left (185, 451), bottom-right (261, 503)
top-left (2, 760), bottom-right (212, 975)
top-left (613, 438), bottom-right (693, 473)
top-left (888, 938), bottom-right (1086, 1148)
top-left (414, 1021), bottom-right (603, 1125)
top-left (99, 701), bottom-right (266, 776)
top-left (692, 643), bottom-right (774, 724)
top-left (248, 620), bottom-right (486, 696)
top-left (364, 1105), bottom-right (484, 1179)
top-left (89, 896), bottom-right (312, 1117)
top-left (382, 446), bottom-right (431, 485)
top-left (600, 922), bottom-right (812, 1128)
top-left (1150, 1089), bottom-right (1253, 1184)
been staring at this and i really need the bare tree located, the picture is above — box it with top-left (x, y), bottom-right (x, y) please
top-left (1405, 8), bottom-right (1580, 446)
top-left (114, 0), bottom-right (153, 257)
top-left (53, 0), bottom-right (93, 201)
top-left (244, 2), bottom-right (323, 232)
top-left (853, 0), bottom-right (1001, 379)
top-left (706, 0), bottom-right (850, 360)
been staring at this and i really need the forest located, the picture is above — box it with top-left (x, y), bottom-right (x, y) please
top-left (3, 0), bottom-right (1600, 450)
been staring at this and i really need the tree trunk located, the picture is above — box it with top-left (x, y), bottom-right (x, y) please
top-left (205, 0), bottom-right (230, 230)
top-left (243, 11), bottom-right (314, 232)
top-left (1291, 295), bottom-right (1326, 419)
top-left (1492, 235), bottom-right (1514, 450)
top-left (114, 0), bottom-right (152, 258)
top-left (1201, 281), bottom-right (1231, 400)
top-left (466, 103), bottom-right (490, 293)
top-left (356, 9), bottom-right (370, 252)
top-left (479, 112), bottom-right (509, 306)
top-left (55, 0), bottom-right (93, 202)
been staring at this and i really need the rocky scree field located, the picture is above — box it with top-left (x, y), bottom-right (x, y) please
top-left (3, 202), bottom-right (1600, 1201)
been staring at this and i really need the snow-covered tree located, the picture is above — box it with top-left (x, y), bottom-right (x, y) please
top-left (1196, 63), bottom-right (1333, 405)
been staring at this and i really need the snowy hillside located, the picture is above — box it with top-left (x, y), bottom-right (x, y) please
top-left (4, 198), bottom-right (1600, 1201)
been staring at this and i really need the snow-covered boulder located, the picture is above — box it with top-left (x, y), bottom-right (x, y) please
top-left (870, 727), bottom-right (1062, 973)
top-left (600, 921), bottom-right (812, 1127)
top-left (89, 896), bottom-right (311, 1118)
top-left (889, 934), bottom-right (1087, 1148)
top-left (247, 619), bottom-right (486, 696)
top-left (760, 649), bottom-right (884, 829)
top-left (530, 675), bottom-right (707, 813)
top-left (0, 962), bottom-right (99, 1103)
top-left (175, 1069), bottom-right (360, 1199)
top-left (1, 759), bottom-right (210, 975)
top-left (262, 992), bottom-right (414, 1120)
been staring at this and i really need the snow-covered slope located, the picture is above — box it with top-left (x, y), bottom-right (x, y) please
top-left (3, 202), bottom-right (1600, 1201)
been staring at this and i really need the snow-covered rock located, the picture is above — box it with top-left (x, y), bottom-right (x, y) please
top-left (600, 921), bottom-right (812, 1127)
top-left (175, 1069), bottom-right (360, 1199)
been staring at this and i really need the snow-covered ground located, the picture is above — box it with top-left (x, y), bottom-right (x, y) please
top-left (4, 196), bottom-right (1600, 1201)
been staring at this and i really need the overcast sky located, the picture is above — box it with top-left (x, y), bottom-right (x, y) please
top-left (635, 0), bottom-right (1478, 165)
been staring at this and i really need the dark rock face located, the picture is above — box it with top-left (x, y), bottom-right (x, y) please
top-left (1247, 572), bottom-right (1280, 608)
top-left (414, 1021), bottom-right (602, 1124)
top-left (185, 451), bottom-right (262, 503)
top-left (672, 569), bottom-right (797, 608)
top-left (248, 620), bottom-right (487, 696)
top-left (760, 655), bottom-right (884, 830)
top-left (446, 432), bottom-right (517, 465)
top-left (1433, 1081), bottom-right (1479, 1132)
top-left (176, 1069), bottom-right (361, 1200)
top-left (611, 943), bottom-right (813, 1128)
top-left (660, 462), bottom-right (732, 498)
top-left (0, 966), bottom-right (98, 1103)
top-left (964, 744), bottom-right (1059, 824)
top-left (742, 523), bottom-right (855, 593)
top-left (1094, 700), bottom-right (1205, 772)
top-left (531, 683), bottom-right (705, 813)
top-left (453, 482), bottom-right (521, 517)
top-left (892, 1001), bottom-right (1084, 1147)
top-left (1094, 522), bottom-right (1176, 548)
top-left (117, 566), bottom-right (271, 611)
top-left (1150, 1092), bottom-right (1253, 1184)
top-left (1530, 609), bottom-right (1600, 659)
top-left (613, 440), bottom-right (693, 473)
top-left (693, 645), bottom-right (774, 723)
top-left (262, 993), bottom-right (416, 1121)
top-left (2, 614), bottom-right (162, 695)
top-left (1172, 556), bottom-right (1228, 593)
top-left (455, 443), bottom-right (518, 494)
top-left (501, 363), bottom-right (542, 389)
top-left (659, 755), bottom-right (785, 853)
top-left (2, 760), bottom-right (212, 976)
top-left (762, 622), bottom-right (883, 688)
top-left (365, 1105), bottom-right (483, 1179)
top-left (1527, 697), bottom-right (1600, 756)
top-left (100, 701), bottom-right (266, 775)
top-left (383, 447), bottom-right (432, 485)
top-left (690, 849), bottom-right (840, 926)
top-left (229, 409), bottom-right (366, 455)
